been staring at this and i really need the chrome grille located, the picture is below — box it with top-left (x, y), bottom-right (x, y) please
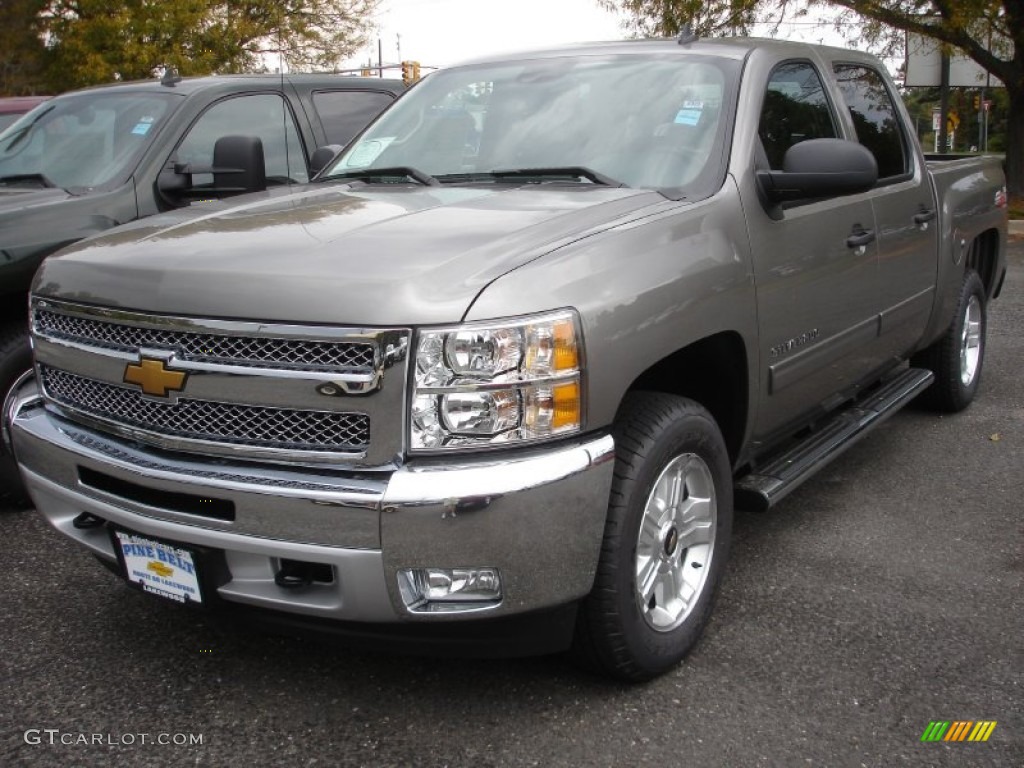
top-left (40, 366), bottom-right (369, 452)
top-left (34, 309), bottom-right (375, 372)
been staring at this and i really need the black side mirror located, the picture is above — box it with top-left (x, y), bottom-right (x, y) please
top-left (310, 144), bottom-right (343, 177)
top-left (157, 135), bottom-right (267, 206)
top-left (757, 138), bottom-right (878, 203)
top-left (212, 135), bottom-right (266, 195)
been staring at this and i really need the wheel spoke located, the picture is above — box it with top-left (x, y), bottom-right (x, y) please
top-left (676, 519), bottom-right (713, 550)
top-left (966, 319), bottom-right (982, 348)
top-left (638, 513), bottom-right (662, 552)
top-left (667, 467), bottom-right (685, 511)
top-left (678, 494), bottom-right (711, 524)
top-left (679, 575), bottom-right (697, 608)
top-left (637, 555), bottom-right (660, 603)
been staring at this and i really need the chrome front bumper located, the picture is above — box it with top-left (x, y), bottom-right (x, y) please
top-left (7, 376), bottom-right (615, 624)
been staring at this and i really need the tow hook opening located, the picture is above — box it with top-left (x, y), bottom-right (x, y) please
top-left (274, 559), bottom-right (334, 589)
top-left (72, 511), bottom-right (106, 530)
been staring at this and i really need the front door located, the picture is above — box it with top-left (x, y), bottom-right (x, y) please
top-left (743, 60), bottom-right (881, 441)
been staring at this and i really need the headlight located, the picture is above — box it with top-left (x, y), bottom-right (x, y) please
top-left (411, 310), bottom-right (583, 450)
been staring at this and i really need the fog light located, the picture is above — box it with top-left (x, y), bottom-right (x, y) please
top-left (398, 567), bottom-right (502, 613)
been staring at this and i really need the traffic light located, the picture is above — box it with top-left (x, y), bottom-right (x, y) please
top-left (360, 67), bottom-right (371, 77)
top-left (974, 95), bottom-right (980, 110)
top-left (412, 61), bottom-right (421, 82)
top-left (401, 60), bottom-right (412, 85)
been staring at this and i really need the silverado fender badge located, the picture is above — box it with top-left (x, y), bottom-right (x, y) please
top-left (123, 358), bottom-right (188, 398)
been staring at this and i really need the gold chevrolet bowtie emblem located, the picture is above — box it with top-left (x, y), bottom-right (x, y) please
top-left (147, 560), bottom-right (174, 578)
top-left (123, 358), bottom-right (187, 398)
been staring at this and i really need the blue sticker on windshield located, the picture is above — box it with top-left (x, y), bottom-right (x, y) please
top-left (674, 108), bottom-right (702, 126)
top-left (131, 122), bottom-right (152, 135)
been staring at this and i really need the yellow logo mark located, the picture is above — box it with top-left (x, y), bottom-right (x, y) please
top-left (124, 358), bottom-right (187, 398)
top-left (147, 560), bottom-right (173, 578)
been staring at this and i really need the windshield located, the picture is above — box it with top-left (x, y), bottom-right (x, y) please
top-left (327, 53), bottom-right (738, 194)
top-left (0, 91), bottom-right (180, 191)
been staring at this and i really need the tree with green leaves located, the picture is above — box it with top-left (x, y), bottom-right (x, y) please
top-left (603, 1), bottom-right (1023, 199)
top-left (0, 0), bottom-right (49, 95)
top-left (30, 0), bottom-right (378, 93)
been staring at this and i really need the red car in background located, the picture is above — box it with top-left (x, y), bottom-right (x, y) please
top-left (0, 96), bottom-right (51, 132)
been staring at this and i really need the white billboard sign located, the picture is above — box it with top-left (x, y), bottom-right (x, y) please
top-left (904, 33), bottom-right (1003, 88)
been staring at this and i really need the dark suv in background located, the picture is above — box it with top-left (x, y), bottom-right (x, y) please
top-left (0, 73), bottom-right (405, 503)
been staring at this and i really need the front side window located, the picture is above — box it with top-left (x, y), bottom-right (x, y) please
top-left (0, 92), bottom-right (180, 191)
top-left (327, 54), bottom-right (739, 195)
top-left (312, 90), bottom-right (396, 146)
top-left (758, 61), bottom-right (838, 169)
top-left (176, 94), bottom-right (308, 186)
top-left (833, 64), bottom-right (908, 179)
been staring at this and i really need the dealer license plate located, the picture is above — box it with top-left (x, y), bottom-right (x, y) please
top-left (113, 530), bottom-right (204, 605)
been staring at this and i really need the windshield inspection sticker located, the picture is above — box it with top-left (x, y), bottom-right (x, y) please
top-left (674, 103), bottom-right (703, 126)
top-left (130, 116), bottom-right (156, 135)
top-left (343, 137), bottom-right (394, 168)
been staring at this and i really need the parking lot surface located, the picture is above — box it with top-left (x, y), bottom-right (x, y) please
top-left (2, 242), bottom-right (1021, 767)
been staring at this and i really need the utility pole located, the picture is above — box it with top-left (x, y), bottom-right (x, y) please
top-left (938, 51), bottom-right (950, 154)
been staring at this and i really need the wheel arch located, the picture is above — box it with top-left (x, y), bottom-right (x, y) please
top-left (622, 331), bottom-right (748, 466)
top-left (965, 227), bottom-right (1001, 299)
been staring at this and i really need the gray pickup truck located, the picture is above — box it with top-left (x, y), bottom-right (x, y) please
top-left (5, 38), bottom-right (1007, 681)
top-left (0, 73), bottom-right (405, 502)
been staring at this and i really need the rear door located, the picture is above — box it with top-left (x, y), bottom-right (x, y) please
top-left (831, 61), bottom-right (939, 359)
top-left (744, 59), bottom-right (881, 441)
top-left (309, 89), bottom-right (398, 147)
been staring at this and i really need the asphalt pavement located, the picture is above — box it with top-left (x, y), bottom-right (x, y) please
top-left (2, 243), bottom-right (1022, 767)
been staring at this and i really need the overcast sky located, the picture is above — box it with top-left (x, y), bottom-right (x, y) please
top-left (343, 0), bottom-right (857, 73)
top-left (345, 0), bottom-right (625, 70)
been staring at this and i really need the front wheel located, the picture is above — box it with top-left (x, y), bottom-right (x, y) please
top-left (0, 319), bottom-right (32, 508)
top-left (912, 269), bottom-right (987, 413)
top-left (573, 392), bottom-right (733, 682)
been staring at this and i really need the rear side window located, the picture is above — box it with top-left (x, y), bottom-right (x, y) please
top-left (312, 90), bottom-right (395, 145)
top-left (758, 61), bottom-right (837, 169)
top-left (833, 64), bottom-right (908, 179)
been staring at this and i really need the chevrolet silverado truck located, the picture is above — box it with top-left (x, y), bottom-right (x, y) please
top-left (0, 72), bottom-right (405, 503)
top-left (4, 38), bottom-right (1007, 681)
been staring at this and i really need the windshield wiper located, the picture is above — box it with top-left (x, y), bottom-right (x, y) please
top-left (323, 166), bottom-right (439, 186)
top-left (489, 167), bottom-right (627, 187)
top-left (0, 104), bottom-right (54, 151)
top-left (0, 173), bottom-right (60, 189)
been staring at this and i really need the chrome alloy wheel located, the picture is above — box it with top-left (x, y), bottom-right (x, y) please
top-left (960, 294), bottom-right (983, 387)
top-left (634, 453), bottom-right (716, 632)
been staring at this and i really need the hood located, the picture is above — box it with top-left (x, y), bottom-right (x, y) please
top-left (33, 182), bottom-right (662, 325)
top-left (0, 185), bottom-right (73, 209)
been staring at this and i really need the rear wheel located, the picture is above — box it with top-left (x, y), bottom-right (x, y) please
top-left (912, 269), bottom-right (987, 413)
top-left (0, 319), bottom-right (32, 508)
top-left (573, 392), bottom-right (732, 682)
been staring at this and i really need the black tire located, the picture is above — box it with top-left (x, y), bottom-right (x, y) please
top-left (572, 392), bottom-right (733, 682)
top-left (0, 319), bottom-right (32, 509)
top-left (912, 269), bottom-right (987, 413)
